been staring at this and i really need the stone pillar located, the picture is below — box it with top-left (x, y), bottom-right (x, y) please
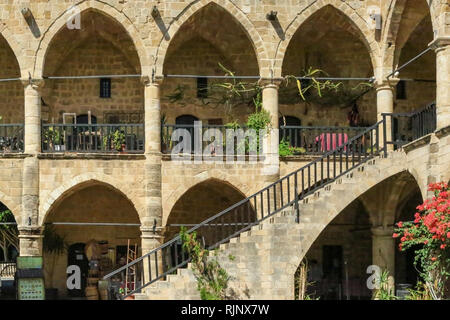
top-left (18, 227), bottom-right (43, 257)
top-left (430, 37), bottom-right (450, 130)
top-left (23, 81), bottom-right (43, 154)
top-left (375, 81), bottom-right (396, 152)
top-left (20, 80), bottom-right (43, 256)
top-left (141, 77), bottom-right (164, 278)
top-left (260, 80), bottom-right (280, 182)
top-left (371, 226), bottom-right (396, 295)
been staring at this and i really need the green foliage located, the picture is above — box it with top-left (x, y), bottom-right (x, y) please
top-left (43, 127), bottom-right (61, 147)
top-left (103, 129), bottom-right (126, 151)
top-left (373, 270), bottom-right (397, 300)
top-left (405, 281), bottom-right (433, 300)
top-left (179, 227), bottom-right (230, 300)
top-left (165, 85), bottom-right (186, 105)
top-left (0, 210), bottom-right (16, 231)
top-left (279, 139), bottom-right (293, 157)
top-left (43, 224), bottom-right (67, 255)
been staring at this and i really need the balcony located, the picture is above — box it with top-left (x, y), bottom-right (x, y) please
top-left (41, 124), bottom-right (144, 153)
top-left (161, 124), bottom-right (370, 156)
top-left (0, 124), bottom-right (24, 153)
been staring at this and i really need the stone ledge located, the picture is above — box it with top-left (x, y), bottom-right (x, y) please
top-left (0, 153), bottom-right (33, 159)
top-left (37, 152), bottom-right (146, 160)
top-left (402, 134), bottom-right (432, 153)
top-left (435, 125), bottom-right (450, 139)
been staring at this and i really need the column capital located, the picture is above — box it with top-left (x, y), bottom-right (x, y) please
top-left (18, 226), bottom-right (43, 236)
top-left (373, 78), bottom-right (399, 91)
top-left (371, 225), bottom-right (395, 237)
top-left (141, 74), bottom-right (164, 86)
top-left (21, 77), bottom-right (45, 91)
top-left (140, 226), bottom-right (164, 240)
top-left (258, 77), bottom-right (283, 88)
top-left (429, 36), bottom-right (450, 52)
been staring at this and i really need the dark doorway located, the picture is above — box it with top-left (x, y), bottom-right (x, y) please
top-left (176, 115), bottom-right (199, 152)
top-left (279, 116), bottom-right (302, 148)
top-left (322, 245), bottom-right (343, 299)
top-left (67, 243), bottom-right (89, 297)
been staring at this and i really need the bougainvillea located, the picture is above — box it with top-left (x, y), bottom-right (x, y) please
top-left (393, 181), bottom-right (450, 299)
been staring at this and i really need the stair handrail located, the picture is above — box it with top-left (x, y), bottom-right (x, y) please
top-left (104, 118), bottom-right (390, 298)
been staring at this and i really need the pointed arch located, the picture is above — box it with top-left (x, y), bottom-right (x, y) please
top-left (154, 0), bottom-right (269, 78)
top-left (33, 0), bottom-right (150, 78)
top-left (0, 24), bottom-right (24, 78)
top-left (274, 0), bottom-right (378, 78)
top-left (0, 189), bottom-right (21, 226)
top-left (381, 0), bottom-right (435, 70)
top-left (40, 173), bottom-right (143, 226)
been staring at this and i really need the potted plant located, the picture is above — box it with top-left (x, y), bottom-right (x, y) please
top-left (103, 129), bottom-right (126, 152)
top-left (43, 224), bottom-right (67, 300)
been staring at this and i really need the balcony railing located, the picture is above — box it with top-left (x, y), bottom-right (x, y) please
top-left (383, 102), bottom-right (436, 148)
top-left (280, 126), bottom-right (368, 155)
top-left (0, 262), bottom-right (16, 279)
top-left (162, 124), bottom-right (369, 156)
top-left (0, 124), bottom-right (24, 153)
top-left (42, 124), bottom-right (144, 153)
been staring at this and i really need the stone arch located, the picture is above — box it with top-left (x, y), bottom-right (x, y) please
top-left (33, 0), bottom-right (150, 79)
top-left (0, 189), bottom-right (21, 226)
top-left (382, 0), bottom-right (435, 71)
top-left (164, 177), bottom-right (255, 246)
top-left (290, 166), bottom-right (421, 273)
top-left (274, 0), bottom-right (378, 78)
top-left (40, 173), bottom-right (143, 226)
top-left (0, 24), bottom-right (25, 78)
top-left (154, 0), bottom-right (269, 78)
top-left (164, 174), bottom-right (253, 226)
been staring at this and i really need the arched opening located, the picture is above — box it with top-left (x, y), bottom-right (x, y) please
top-left (43, 182), bottom-right (141, 299)
top-left (0, 34), bottom-right (24, 152)
top-left (165, 179), bottom-right (255, 246)
top-left (0, 202), bottom-right (18, 298)
top-left (41, 10), bottom-right (144, 152)
top-left (281, 5), bottom-right (375, 128)
top-left (394, 1), bottom-right (435, 115)
top-left (394, 185), bottom-right (424, 290)
top-left (298, 199), bottom-right (372, 300)
top-left (161, 3), bottom-right (260, 126)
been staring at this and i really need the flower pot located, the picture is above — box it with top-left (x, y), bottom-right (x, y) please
top-left (124, 295), bottom-right (135, 300)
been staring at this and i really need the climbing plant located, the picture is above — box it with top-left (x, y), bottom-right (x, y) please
top-left (179, 227), bottom-right (231, 300)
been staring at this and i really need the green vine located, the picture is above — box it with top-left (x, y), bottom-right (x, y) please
top-left (179, 227), bottom-right (231, 300)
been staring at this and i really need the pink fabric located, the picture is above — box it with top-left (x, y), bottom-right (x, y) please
top-left (315, 133), bottom-right (348, 152)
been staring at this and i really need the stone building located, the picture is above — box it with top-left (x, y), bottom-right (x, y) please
top-left (0, 0), bottom-right (449, 299)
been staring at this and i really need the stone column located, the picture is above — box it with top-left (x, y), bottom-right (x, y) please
top-left (19, 80), bottom-right (43, 256)
top-left (23, 81), bottom-right (43, 154)
top-left (430, 37), bottom-right (450, 130)
top-left (260, 79), bottom-right (281, 182)
top-left (375, 81), bottom-right (396, 152)
top-left (141, 77), bottom-right (164, 278)
top-left (371, 226), bottom-right (396, 295)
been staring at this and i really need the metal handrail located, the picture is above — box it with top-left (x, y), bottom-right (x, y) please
top-left (104, 119), bottom-right (387, 299)
top-left (382, 102), bottom-right (436, 148)
top-left (41, 123), bottom-right (145, 153)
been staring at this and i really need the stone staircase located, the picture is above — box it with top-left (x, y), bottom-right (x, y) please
top-left (135, 150), bottom-right (408, 300)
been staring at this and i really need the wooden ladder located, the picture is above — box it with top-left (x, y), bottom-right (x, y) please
top-left (124, 240), bottom-right (138, 295)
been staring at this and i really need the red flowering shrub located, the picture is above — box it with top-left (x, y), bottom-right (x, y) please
top-left (394, 181), bottom-right (450, 299)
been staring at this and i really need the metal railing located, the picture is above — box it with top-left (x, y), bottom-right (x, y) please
top-left (42, 124), bottom-right (145, 153)
top-left (105, 119), bottom-right (386, 298)
top-left (162, 124), bottom-right (262, 156)
top-left (279, 126), bottom-right (368, 155)
top-left (162, 124), bottom-right (368, 156)
top-left (0, 124), bottom-right (24, 153)
top-left (0, 262), bottom-right (16, 279)
top-left (383, 102), bottom-right (436, 148)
